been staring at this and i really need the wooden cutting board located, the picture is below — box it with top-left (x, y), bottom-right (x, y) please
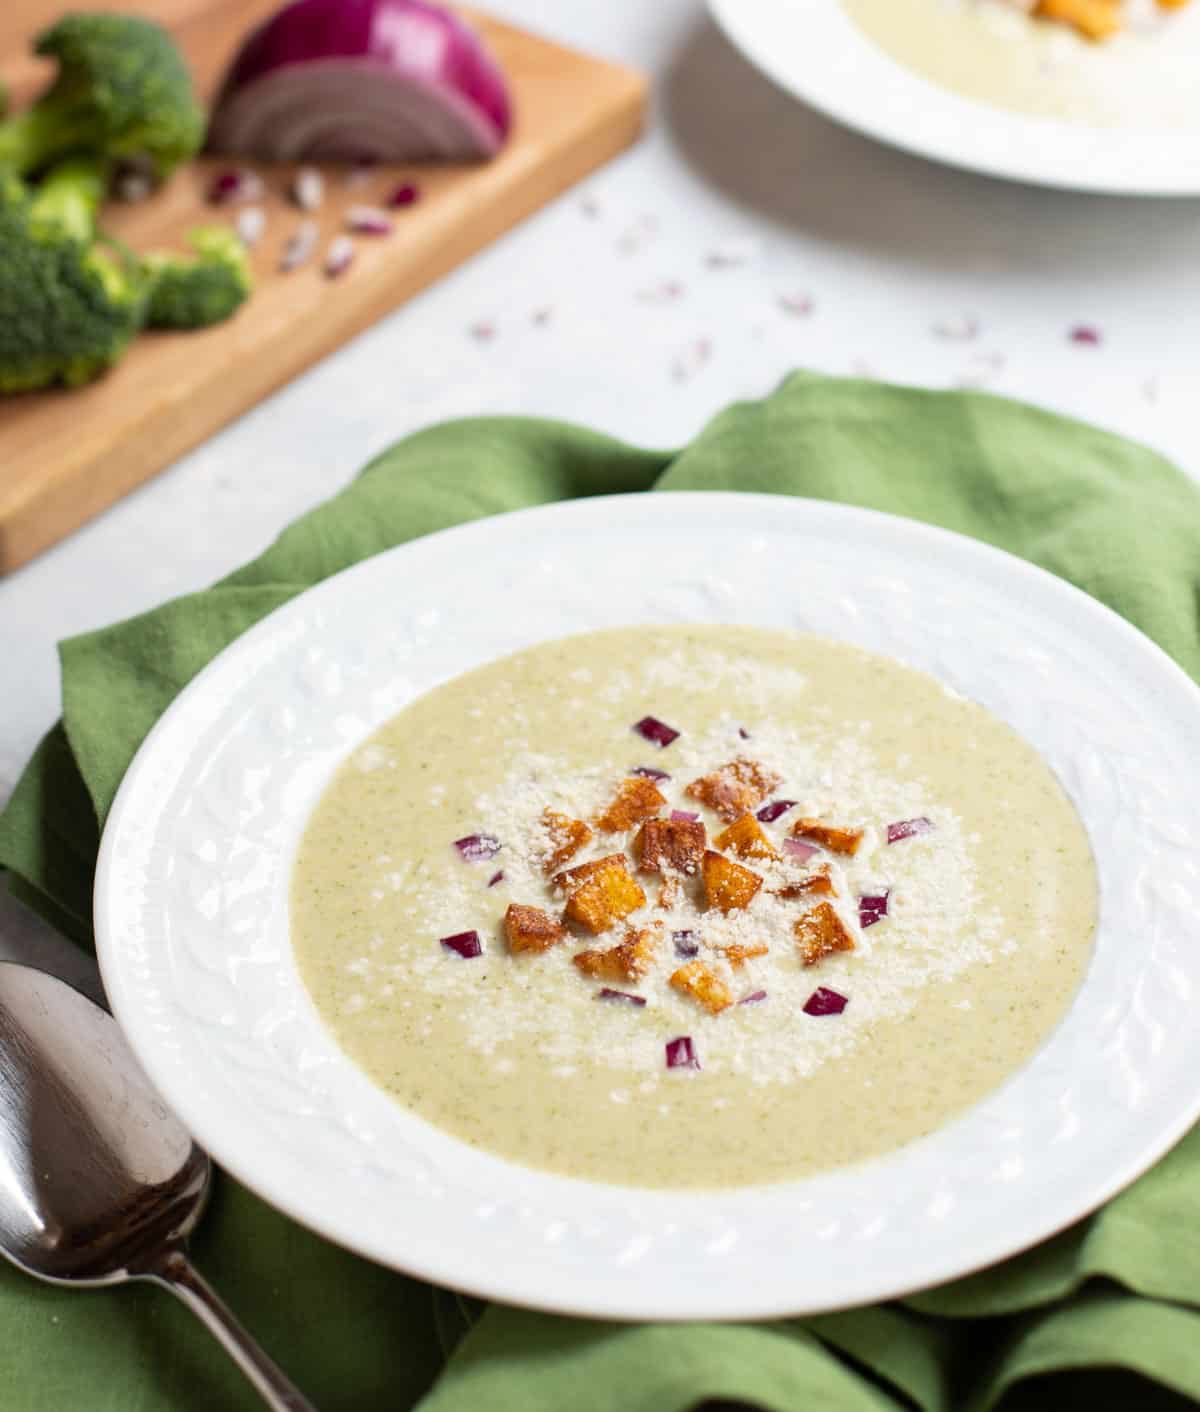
top-left (0, 0), bottom-right (646, 574)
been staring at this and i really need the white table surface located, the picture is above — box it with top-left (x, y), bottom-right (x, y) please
top-left (3, 0), bottom-right (1200, 981)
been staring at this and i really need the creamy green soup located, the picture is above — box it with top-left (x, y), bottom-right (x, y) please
top-left (843, 0), bottom-right (1200, 130)
top-left (291, 626), bottom-right (1096, 1189)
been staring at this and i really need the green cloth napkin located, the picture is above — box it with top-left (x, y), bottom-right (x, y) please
top-left (3, 370), bottom-right (1200, 1412)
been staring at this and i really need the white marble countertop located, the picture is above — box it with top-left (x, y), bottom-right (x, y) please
top-left (3, 0), bottom-right (1200, 975)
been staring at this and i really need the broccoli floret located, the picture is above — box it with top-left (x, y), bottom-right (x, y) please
top-left (0, 14), bottom-right (204, 181)
top-left (142, 227), bottom-right (253, 330)
top-left (0, 157), bottom-right (146, 394)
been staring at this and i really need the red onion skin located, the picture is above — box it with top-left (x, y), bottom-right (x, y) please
top-left (208, 0), bottom-right (511, 161)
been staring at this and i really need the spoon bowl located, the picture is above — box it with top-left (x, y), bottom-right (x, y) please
top-left (0, 961), bottom-right (316, 1411)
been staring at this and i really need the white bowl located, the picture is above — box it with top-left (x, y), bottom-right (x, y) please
top-left (95, 493), bottom-right (1200, 1318)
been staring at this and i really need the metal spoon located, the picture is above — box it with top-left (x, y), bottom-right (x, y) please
top-left (0, 961), bottom-right (318, 1412)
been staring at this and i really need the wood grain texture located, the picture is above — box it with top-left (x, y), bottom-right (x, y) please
top-left (0, 2), bottom-right (646, 573)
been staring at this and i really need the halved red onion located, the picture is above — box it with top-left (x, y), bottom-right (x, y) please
top-left (633, 715), bottom-right (680, 748)
top-left (665, 1036), bottom-right (700, 1070)
top-left (671, 809), bottom-right (699, 822)
top-left (756, 799), bottom-right (797, 823)
top-left (440, 930), bottom-right (482, 958)
top-left (454, 833), bottom-right (501, 862)
top-left (631, 765), bottom-right (671, 781)
top-left (859, 891), bottom-right (890, 928)
top-left (487, 869), bottom-right (504, 888)
top-left (672, 930), bottom-right (700, 958)
top-left (887, 817), bottom-right (934, 845)
top-left (206, 0), bottom-right (512, 163)
top-left (739, 989), bottom-right (768, 1006)
top-left (803, 987), bottom-right (848, 1016)
top-left (597, 988), bottom-right (646, 1007)
top-left (784, 838), bottom-right (818, 862)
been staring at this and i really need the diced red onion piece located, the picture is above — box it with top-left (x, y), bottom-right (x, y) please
top-left (454, 833), bottom-right (502, 862)
top-left (291, 166), bottom-right (324, 210)
top-left (388, 181), bottom-right (421, 207)
top-left (324, 234), bottom-right (355, 277)
top-left (631, 766), bottom-right (671, 781)
top-left (784, 838), bottom-right (818, 862)
top-left (665, 1035), bottom-right (700, 1070)
top-left (235, 205), bottom-right (266, 247)
top-left (672, 930), bottom-right (699, 958)
top-left (671, 809), bottom-right (699, 822)
top-left (1070, 325), bottom-right (1102, 346)
top-left (207, 167), bottom-right (265, 204)
top-left (346, 204), bottom-right (393, 235)
top-left (279, 219), bottom-right (318, 271)
top-left (756, 799), bottom-right (797, 823)
top-left (858, 891), bottom-right (890, 928)
top-left (487, 869), bottom-right (504, 888)
top-left (739, 989), bottom-right (768, 1006)
top-left (440, 930), bottom-right (482, 959)
top-left (597, 988), bottom-right (646, 1007)
top-left (803, 986), bottom-right (848, 1016)
top-left (633, 715), bottom-right (680, 748)
top-left (887, 817), bottom-right (934, 845)
top-left (738, 727), bottom-right (751, 740)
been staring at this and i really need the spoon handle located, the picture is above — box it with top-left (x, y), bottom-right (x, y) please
top-left (146, 1248), bottom-right (319, 1412)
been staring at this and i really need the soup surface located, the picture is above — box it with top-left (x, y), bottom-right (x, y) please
top-left (842, 0), bottom-right (1200, 130)
top-left (292, 626), bottom-right (1097, 1188)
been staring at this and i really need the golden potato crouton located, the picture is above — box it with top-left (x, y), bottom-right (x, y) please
top-left (574, 923), bottom-right (662, 982)
top-left (720, 941), bottom-right (768, 968)
top-left (794, 901), bottom-right (856, 967)
top-left (713, 812), bottom-right (780, 861)
top-left (563, 856), bottom-right (647, 934)
top-left (595, 776), bottom-right (667, 833)
top-left (670, 960), bottom-right (733, 1014)
top-left (636, 817), bottom-right (707, 875)
top-left (541, 809), bottom-right (593, 874)
top-left (685, 758), bottom-right (782, 822)
top-left (505, 903), bottom-right (566, 955)
top-left (553, 852), bottom-right (625, 891)
top-left (657, 875), bottom-right (682, 910)
top-left (701, 849), bottom-right (762, 913)
top-left (1035, 0), bottom-right (1120, 40)
top-left (774, 866), bottom-right (836, 900)
top-left (790, 817), bottom-right (863, 857)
